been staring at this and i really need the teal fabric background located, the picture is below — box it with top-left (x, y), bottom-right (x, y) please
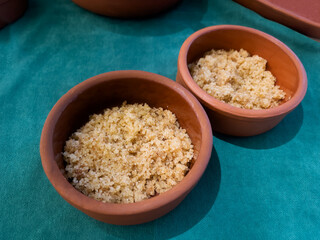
top-left (1, 0), bottom-right (320, 239)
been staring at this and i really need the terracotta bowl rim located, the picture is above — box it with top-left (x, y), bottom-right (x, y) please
top-left (40, 70), bottom-right (213, 216)
top-left (178, 24), bottom-right (308, 119)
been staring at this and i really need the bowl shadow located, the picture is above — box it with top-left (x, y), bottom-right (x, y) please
top-left (213, 104), bottom-right (304, 149)
top-left (85, 0), bottom-right (209, 37)
top-left (94, 145), bottom-right (221, 239)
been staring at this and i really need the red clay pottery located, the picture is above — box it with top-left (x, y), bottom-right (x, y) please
top-left (233, 0), bottom-right (320, 39)
top-left (177, 25), bottom-right (307, 136)
top-left (40, 70), bottom-right (212, 225)
top-left (0, 0), bottom-right (27, 29)
top-left (72, 0), bottom-right (181, 18)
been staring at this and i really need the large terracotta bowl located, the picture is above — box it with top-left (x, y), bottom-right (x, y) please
top-left (72, 0), bottom-right (181, 18)
top-left (177, 25), bottom-right (307, 136)
top-left (40, 70), bottom-right (212, 225)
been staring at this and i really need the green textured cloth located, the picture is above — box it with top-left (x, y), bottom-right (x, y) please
top-left (1, 0), bottom-right (320, 239)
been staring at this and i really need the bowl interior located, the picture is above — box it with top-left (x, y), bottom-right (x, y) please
top-left (52, 77), bottom-right (202, 174)
top-left (186, 28), bottom-right (300, 100)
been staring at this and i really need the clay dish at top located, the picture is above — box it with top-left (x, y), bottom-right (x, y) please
top-left (40, 70), bottom-right (212, 225)
top-left (72, 0), bottom-right (181, 18)
top-left (233, 0), bottom-right (320, 40)
top-left (177, 25), bottom-right (307, 136)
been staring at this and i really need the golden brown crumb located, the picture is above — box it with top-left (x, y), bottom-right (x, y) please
top-left (63, 102), bottom-right (194, 203)
top-left (188, 48), bottom-right (286, 109)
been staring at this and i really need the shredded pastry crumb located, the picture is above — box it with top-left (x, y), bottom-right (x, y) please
top-left (63, 102), bottom-right (194, 203)
top-left (189, 48), bottom-right (286, 109)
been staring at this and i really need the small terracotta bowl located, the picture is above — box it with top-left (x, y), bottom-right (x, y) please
top-left (40, 70), bottom-right (212, 225)
top-left (177, 25), bottom-right (307, 136)
top-left (72, 0), bottom-right (181, 18)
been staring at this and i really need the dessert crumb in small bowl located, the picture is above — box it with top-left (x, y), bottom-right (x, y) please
top-left (177, 25), bottom-right (307, 136)
top-left (40, 70), bottom-right (212, 225)
top-left (188, 48), bottom-right (286, 110)
top-left (63, 101), bottom-right (194, 204)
